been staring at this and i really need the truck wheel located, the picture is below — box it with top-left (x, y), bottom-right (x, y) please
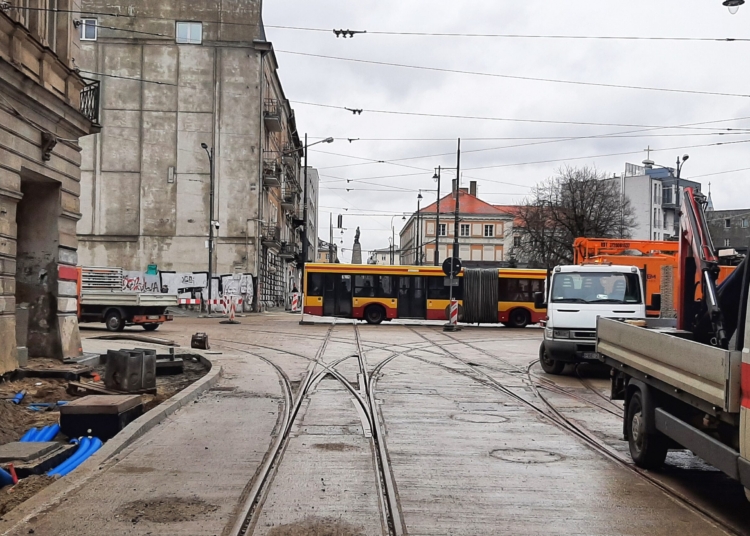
top-left (539, 343), bottom-right (565, 375)
top-left (105, 310), bottom-right (125, 332)
top-left (142, 323), bottom-right (160, 332)
top-left (364, 305), bottom-right (385, 325)
top-left (627, 391), bottom-right (668, 469)
top-left (507, 309), bottom-right (530, 328)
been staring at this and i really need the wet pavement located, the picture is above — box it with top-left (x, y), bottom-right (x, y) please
top-left (2, 314), bottom-right (747, 535)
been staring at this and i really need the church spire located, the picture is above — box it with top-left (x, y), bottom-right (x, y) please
top-left (706, 181), bottom-right (715, 211)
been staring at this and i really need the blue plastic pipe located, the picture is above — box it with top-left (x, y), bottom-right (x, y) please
top-left (26, 427), bottom-right (43, 442)
top-left (36, 424), bottom-right (60, 442)
top-left (19, 427), bottom-right (38, 442)
top-left (54, 438), bottom-right (102, 477)
top-left (48, 438), bottom-right (92, 477)
top-left (0, 467), bottom-right (13, 487)
top-left (11, 391), bottom-right (25, 404)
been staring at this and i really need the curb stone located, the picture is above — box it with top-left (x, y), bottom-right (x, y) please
top-left (0, 353), bottom-right (222, 534)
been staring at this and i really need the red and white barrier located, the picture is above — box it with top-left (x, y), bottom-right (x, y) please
top-left (449, 299), bottom-right (459, 326)
top-left (291, 293), bottom-right (301, 313)
top-left (179, 299), bottom-right (202, 305)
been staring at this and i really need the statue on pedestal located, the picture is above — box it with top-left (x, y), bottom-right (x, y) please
top-left (351, 226), bottom-right (362, 264)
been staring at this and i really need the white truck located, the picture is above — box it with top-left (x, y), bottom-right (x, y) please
top-left (596, 188), bottom-right (750, 501)
top-left (77, 267), bottom-right (178, 332)
top-left (536, 264), bottom-right (648, 375)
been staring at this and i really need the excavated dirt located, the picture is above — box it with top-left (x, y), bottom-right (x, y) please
top-left (267, 517), bottom-right (365, 536)
top-left (0, 476), bottom-right (55, 517)
top-left (115, 497), bottom-right (218, 523)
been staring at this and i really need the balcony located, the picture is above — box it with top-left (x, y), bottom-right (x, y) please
top-left (263, 158), bottom-right (282, 188)
top-left (281, 185), bottom-right (299, 211)
top-left (282, 143), bottom-right (301, 167)
top-left (263, 99), bottom-right (282, 132)
top-left (279, 242), bottom-right (299, 261)
top-left (261, 225), bottom-right (281, 250)
top-left (80, 80), bottom-right (101, 125)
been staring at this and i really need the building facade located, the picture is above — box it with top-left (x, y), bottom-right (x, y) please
top-left (400, 182), bottom-right (516, 267)
top-left (316, 239), bottom-right (338, 263)
top-left (367, 247), bottom-right (401, 266)
top-left (305, 167), bottom-right (319, 264)
top-left (615, 161), bottom-right (701, 241)
top-left (0, 1), bottom-right (99, 373)
top-left (76, 0), bottom-right (304, 310)
top-left (707, 207), bottom-right (750, 254)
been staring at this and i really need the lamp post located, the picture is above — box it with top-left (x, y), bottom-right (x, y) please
top-left (724, 0), bottom-right (744, 14)
top-left (300, 136), bottom-right (334, 268)
top-left (453, 139), bottom-right (462, 261)
top-left (432, 166), bottom-right (442, 266)
top-left (416, 192), bottom-right (424, 265)
top-left (675, 154), bottom-right (689, 179)
top-left (200, 143), bottom-right (215, 314)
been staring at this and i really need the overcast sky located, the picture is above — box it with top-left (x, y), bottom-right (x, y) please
top-left (263, 0), bottom-right (750, 263)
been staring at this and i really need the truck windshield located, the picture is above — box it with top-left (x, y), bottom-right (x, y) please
top-left (550, 272), bottom-right (642, 304)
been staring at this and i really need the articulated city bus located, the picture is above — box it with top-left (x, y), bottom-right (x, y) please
top-left (303, 263), bottom-right (547, 327)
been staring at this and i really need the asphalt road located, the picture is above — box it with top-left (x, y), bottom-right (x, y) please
top-left (4, 314), bottom-right (746, 536)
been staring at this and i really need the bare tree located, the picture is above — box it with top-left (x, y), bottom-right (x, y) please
top-left (513, 166), bottom-right (636, 268)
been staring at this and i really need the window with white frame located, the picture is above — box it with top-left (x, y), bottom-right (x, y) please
top-left (484, 224), bottom-right (494, 237)
top-left (743, 218), bottom-right (749, 229)
top-left (724, 239), bottom-right (731, 247)
top-left (176, 22), bottom-right (202, 44)
top-left (513, 236), bottom-right (522, 247)
top-left (438, 223), bottom-right (447, 236)
top-left (460, 224), bottom-right (470, 237)
top-left (80, 18), bottom-right (97, 41)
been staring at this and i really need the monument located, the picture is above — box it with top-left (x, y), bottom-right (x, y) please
top-left (351, 227), bottom-right (363, 264)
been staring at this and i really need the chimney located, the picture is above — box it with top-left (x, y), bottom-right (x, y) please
top-left (469, 181), bottom-right (477, 197)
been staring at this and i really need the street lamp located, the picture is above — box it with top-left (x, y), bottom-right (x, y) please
top-left (676, 154), bottom-right (689, 179)
top-left (416, 192), bottom-right (424, 265)
top-left (200, 142), bottom-right (215, 314)
top-left (724, 0), bottom-right (744, 14)
top-left (300, 135), bottom-right (334, 270)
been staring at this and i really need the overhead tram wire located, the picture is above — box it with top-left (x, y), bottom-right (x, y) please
top-left (10, 7), bottom-right (750, 43)
top-left (277, 50), bottom-right (750, 99)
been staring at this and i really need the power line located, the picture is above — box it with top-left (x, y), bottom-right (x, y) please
top-left (308, 132), bottom-right (750, 142)
top-left (265, 25), bottom-right (750, 43)
top-left (277, 50), bottom-right (750, 99)
top-left (691, 166), bottom-right (750, 179)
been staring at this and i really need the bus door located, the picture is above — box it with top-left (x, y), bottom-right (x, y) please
top-left (397, 276), bottom-right (426, 318)
top-left (323, 274), bottom-right (352, 317)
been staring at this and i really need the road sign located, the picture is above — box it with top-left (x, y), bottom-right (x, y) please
top-left (444, 278), bottom-right (459, 287)
top-left (442, 257), bottom-right (462, 277)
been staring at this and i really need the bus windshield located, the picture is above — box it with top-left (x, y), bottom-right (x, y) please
top-left (550, 272), bottom-right (642, 304)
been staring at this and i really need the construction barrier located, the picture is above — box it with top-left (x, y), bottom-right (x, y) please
top-left (291, 293), bottom-right (301, 313)
top-left (179, 299), bottom-right (202, 305)
top-left (450, 299), bottom-right (459, 326)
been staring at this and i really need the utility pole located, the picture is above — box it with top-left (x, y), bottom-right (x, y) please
top-left (416, 193), bottom-right (423, 265)
top-left (302, 133), bottom-right (309, 269)
top-left (201, 143), bottom-right (215, 314)
top-left (329, 213), bottom-right (334, 263)
top-left (434, 166), bottom-right (442, 266)
top-left (453, 139), bottom-right (462, 260)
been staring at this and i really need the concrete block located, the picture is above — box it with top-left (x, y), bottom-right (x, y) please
top-left (0, 296), bottom-right (15, 313)
top-left (57, 313), bottom-right (82, 358)
top-left (0, 313), bottom-right (18, 374)
top-left (0, 442), bottom-right (59, 463)
top-left (57, 297), bottom-right (78, 313)
top-left (61, 395), bottom-right (143, 415)
top-left (58, 247), bottom-right (77, 266)
top-left (60, 398), bottom-right (144, 441)
top-left (58, 280), bottom-right (77, 297)
top-left (16, 346), bottom-right (28, 367)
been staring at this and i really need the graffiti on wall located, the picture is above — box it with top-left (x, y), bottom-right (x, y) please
top-left (122, 272), bottom-right (161, 293)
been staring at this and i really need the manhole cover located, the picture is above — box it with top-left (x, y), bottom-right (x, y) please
top-left (490, 448), bottom-right (563, 464)
top-left (452, 413), bottom-right (508, 424)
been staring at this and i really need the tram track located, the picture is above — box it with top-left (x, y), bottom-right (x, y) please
top-left (403, 326), bottom-right (743, 536)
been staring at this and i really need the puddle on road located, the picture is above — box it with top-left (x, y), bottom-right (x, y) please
top-left (452, 413), bottom-right (509, 424)
top-left (267, 516), bottom-right (365, 536)
top-left (116, 497), bottom-right (218, 523)
top-left (490, 448), bottom-right (564, 464)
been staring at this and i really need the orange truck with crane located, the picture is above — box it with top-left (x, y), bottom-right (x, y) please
top-left (574, 237), bottom-right (734, 316)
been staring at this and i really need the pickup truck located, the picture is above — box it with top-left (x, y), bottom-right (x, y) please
top-left (77, 267), bottom-right (178, 331)
top-left (597, 314), bottom-right (749, 501)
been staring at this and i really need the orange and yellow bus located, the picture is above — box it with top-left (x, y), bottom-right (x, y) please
top-left (303, 263), bottom-right (547, 327)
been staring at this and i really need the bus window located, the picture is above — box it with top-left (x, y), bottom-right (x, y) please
top-left (354, 275), bottom-right (376, 297)
top-left (308, 273), bottom-right (324, 297)
top-left (499, 278), bottom-right (544, 303)
top-left (427, 276), bottom-right (463, 300)
top-left (378, 276), bottom-right (396, 298)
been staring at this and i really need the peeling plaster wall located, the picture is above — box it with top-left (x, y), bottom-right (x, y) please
top-left (78, 0), bottom-right (266, 277)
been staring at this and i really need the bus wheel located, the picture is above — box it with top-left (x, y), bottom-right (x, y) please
top-left (627, 390), bottom-right (668, 469)
top-left (364, 305), bottom-right (385, 325)
top-left (539, 343), bottom-right (565, 375)
top-left (507, 309), bottom-right (530, 328)
top-left (105, 310), bottom-right (125, 332)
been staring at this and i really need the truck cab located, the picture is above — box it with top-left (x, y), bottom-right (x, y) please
top-left (539, 264), bottom-right (647, 375)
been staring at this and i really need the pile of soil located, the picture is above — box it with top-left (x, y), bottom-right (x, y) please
top-left (116, 496), bottom-right (218, 523)
top-left (0, 378), bottom-right (67, 445)
top-left (267, 517), bottom-right (365, 536)
top-left (0, 476), bottom-right (55, 517)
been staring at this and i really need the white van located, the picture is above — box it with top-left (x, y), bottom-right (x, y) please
top-left (537, 264), bottom-right (648, 375)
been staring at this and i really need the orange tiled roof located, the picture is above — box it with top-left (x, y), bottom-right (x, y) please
top-left (421, 191), bottom-right (509, 215)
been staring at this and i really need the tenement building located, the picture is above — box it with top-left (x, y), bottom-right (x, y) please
top-left (76, 0), bottom-right (305, 309)
top-left (0, 1), bottom-right (100, 373)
